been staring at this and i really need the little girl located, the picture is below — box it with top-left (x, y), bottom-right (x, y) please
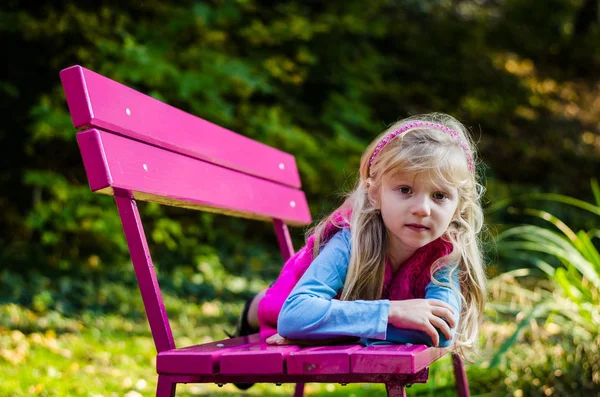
top-left (234, 113), bottom-right (486, 366)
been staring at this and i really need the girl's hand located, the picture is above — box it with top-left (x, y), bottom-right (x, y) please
top-left (388, 299), bottom-right (456, 347)
top-left (265, 333), bottom-right (358, 346)
top-left (266, 333), bottom-right (294, 345)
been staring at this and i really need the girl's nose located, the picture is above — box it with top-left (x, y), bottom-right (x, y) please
top-left (411, 195), bottom-right (431, 216)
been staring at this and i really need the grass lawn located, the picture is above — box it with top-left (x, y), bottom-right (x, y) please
top-left (0, 299), bottom-right (480, 397)
top-left (1, 280), bottom-right (596, 397)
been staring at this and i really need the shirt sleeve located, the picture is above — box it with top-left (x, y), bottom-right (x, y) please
top-left (363, 265), bottom-right (462, 347)
top-left (277, 229), bottom-right (390, 340)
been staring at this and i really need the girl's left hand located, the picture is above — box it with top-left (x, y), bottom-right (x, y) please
top-left (265, 333), bottom-right (358, 346)
top-left (265, 333), bottom-right (294, 345)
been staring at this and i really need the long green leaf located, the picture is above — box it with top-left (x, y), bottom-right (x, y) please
top-left (488, 192), bottom-right (600, 216)
top-left (591, 178), bottom-right (600, 207)
top-left (499, 241), bottom-right (600, 289)
top-left (498, 225), bottom-right (573, 252)
top-left (576, 230), bottom-right (600, 272)
top-left (488, 281), bottom-right (544, 302)
top-left (553, 267), bottom-right (583, 301)
top-left (513, 207), bottom-right (578, 242)
top-left (489, 302), bottom-right (550, 368)
top-left (547, 298), bottom-right (599, 335)
top-left (499, 241), bottom-right (579, 267)
top-left (488, 268), bottom-right (532, 280)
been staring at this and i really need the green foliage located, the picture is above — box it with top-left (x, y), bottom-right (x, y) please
top-left (0, 264), bottom-right (265, 322)
top-left (504, 336), bottom-right (600, 396)
top-left (2, 2), bottom-right (600, 394)
top-left (482, 321), bottom-right (600, 396)
top-left (21, 170), bottom-right (128, 271)
top-left (2, 0), bottom-right (600, 299)
top-left (490, 181), bottom-right (600, 371)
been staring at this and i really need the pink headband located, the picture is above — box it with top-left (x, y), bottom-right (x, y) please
top-left (368, 121), bottom-right (474, 172)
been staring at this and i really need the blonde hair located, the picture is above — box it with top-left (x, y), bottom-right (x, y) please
top-left (311, 113), bottom-right (486, 361)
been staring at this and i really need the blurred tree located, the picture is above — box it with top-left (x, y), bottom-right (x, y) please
top-left (0, 0), bottom-right (599, 295)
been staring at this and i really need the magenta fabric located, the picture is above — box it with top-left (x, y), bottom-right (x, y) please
top-left (258, 211), bottom-right (453, 339)
top-left (258, 234), bottom-right (318, 338)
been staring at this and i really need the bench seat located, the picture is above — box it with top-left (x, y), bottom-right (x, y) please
top-left (157, 334), bottom-right (447, 379)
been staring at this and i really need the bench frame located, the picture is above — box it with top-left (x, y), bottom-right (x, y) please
top-left (60, 65), bottom-right (470, 397)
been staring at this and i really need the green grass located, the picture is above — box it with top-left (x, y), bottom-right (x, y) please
top-left (0, 299), bottom-right (474, 397)
top-left (0, 287), bottom-right (597, 397)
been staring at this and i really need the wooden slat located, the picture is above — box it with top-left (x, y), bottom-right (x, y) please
top-left (76, 129), bottom-right (312, 226)
top-left (219, 342), bottom-right (301, 375)
top-left (156, 335), bottom-right (260, 375)
top-left (273, 218), bottom-right (295, 262)
top-left (286, 345), bottom-right (363, 375)
top-left (61, 65), bottom-right (302, 188)
top-left (351, 345), bottom-right (449, 374)
top-left (154, 370), bottom-right (430, 385)
top-left (414, 346), bottom-right (450, 373)
top-left (116, 196), bottom-right (175, 354)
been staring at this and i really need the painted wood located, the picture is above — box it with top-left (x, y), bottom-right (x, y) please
top-left (156, 376), bottom-right (176, 397)
top-left (293, 383), bottom-right (305, 397)
top-left (413, 346), bottom-right (450, 374)
top-left (115, 196), bottom-right (175, 353)
top-left (219, 342), bottom-right (301, 375)
top-left (351, 344), bottom-right (448, 374)
top-left (287, 345), bottom-right (363, 375)
top-left (77, 129), bottom-right (311, 226)
top-left (452, 353), bottom-right (471, 397)
top-left (150, 371), bottom-right (429, 386)
top-left (61, 65), bottom-right (302, 188)
top-left (157, 334), bottom-right (260, 375)
top-left (385, 382), bottom-right (407, 397)
top-left (273, 219), bottom-right (295, 263)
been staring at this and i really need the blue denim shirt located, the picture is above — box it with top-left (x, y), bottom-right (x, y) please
top-left (277, 229), bottom-right (461, 347)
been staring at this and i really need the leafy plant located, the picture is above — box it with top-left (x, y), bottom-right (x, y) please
top-left (489, 179), bottom-right (600, 366)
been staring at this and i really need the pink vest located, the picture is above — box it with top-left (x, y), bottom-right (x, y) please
top-left (258, 212), bottom-right (453, 338)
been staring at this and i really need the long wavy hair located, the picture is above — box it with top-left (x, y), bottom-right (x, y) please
top-left (310, 113), bottom-right (487, 360)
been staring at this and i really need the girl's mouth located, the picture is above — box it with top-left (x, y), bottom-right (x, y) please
top-left (406, 224), bottom-right (430, 231)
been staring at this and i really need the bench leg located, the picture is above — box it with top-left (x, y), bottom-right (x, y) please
top-left (385, 382), bottom-right (407, 397)
top-left (156, 375), bottom-right (176, 397)
top-left (293, 382), bottom-right (305, 397)
top-left (452, 353), bottom-right (470, 397)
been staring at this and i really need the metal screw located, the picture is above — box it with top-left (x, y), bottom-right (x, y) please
top-left (290, 201), bottom-right (296, 208)
top-left (143, 164), bottom-right (148, 171)
top-left (217, 383), bottom-right (224, 387)
top-left (126, 108), bottom-right (131, 116)
top-left (216, 343), bottom-right (224, 347)
top-left (279, 163), bottom-right (285, 170)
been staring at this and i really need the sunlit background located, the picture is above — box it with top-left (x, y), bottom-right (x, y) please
top-left (1, 1), bottom-right (599, 396)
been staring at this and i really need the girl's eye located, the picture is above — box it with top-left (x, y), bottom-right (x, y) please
top-left (399, 186), bottom-right (412, 194)
top-left (433, 192), bottom-right (448, 200)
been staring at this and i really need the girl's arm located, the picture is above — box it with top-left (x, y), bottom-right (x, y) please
top-left (370, 266), bottom-right (461, 348)
top-left (277, 229), bottom-right (390, 340)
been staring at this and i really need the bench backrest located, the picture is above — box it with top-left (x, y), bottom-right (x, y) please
top-left (60, 65), bottom-right (311, 225)
top-left (60, 65), bottom-right (312, 352)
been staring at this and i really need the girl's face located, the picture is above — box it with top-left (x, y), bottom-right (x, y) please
top-left (375, 171), bottom-right (459, 265)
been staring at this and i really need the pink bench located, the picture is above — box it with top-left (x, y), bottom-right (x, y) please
top-left (60, 65), bottom-right (470, 397)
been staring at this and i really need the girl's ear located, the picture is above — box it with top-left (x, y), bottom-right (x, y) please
top-left (366, 178), bottom-right (381, 209)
